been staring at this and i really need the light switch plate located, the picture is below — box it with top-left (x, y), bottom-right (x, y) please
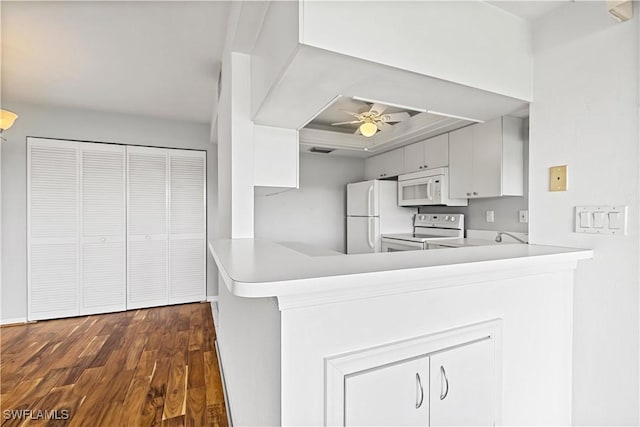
top-left (550, 165), bottom-right (568, 191)
top-left (575, 205), bottom-right (627, 235)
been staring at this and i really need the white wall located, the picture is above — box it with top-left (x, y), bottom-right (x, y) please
top-left (530, 3), bottom-right (639, 424)
top-left (300, 0), bottom-right (533, 101)
top-left (217, 51), bottom-right (255, 240)
top-left (0, 101), bottom-right (216, 322)
top-left (254, 153), bottom-right (365, 253)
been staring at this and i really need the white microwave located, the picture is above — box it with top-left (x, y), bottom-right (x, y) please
top-left (397, 168), bottom-right (468, 206)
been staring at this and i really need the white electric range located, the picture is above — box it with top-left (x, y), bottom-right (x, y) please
top-left (381, 213), bottom-right (464, 252)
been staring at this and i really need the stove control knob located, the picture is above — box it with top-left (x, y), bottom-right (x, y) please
top-left (444, 215), bottom-right (450, 221)
top-left (450, 216), bottom-right (456, 222)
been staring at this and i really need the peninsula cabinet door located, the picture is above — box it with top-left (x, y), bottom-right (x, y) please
top-left (429, 338), bottom-right (495, 426)
top-left (126, 146), bottom-right (169, 309)
top-left (344, 357), bottom-right (429, 426)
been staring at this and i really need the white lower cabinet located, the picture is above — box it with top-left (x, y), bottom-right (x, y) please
top-left (345, 357), bottom-right (429, 426)
top-left (429, 339), bottom-right (495, 426)
top-left (328, 322), bottom-right (499, 427)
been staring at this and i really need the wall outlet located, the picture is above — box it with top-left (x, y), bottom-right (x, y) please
top-left (486, 210), bottom-right (495, 223)
top-left (519, 210), bottom-right (529, 223)
top-left (549, 165), bottom-right (568, 191)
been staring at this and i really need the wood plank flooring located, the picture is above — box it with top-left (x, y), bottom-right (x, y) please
top-left (0, 303), bottom-right (227, 426)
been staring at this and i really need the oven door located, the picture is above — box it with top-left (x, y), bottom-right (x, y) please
top-left (381, 238), bottom-right (425, 252)
top-left (398, 176), bottom-right (443, 206)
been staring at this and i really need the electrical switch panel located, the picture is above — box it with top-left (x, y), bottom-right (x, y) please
top-left (575, 206), bottom-right (627, 235)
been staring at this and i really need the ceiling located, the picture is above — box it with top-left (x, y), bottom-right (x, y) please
top-left (487, 1), bottom-right (571, 22)
top-left (1, 1), bottom-right (229, 124)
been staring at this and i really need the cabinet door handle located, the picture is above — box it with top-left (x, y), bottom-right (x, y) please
top-left (473, 191), bottom-right (478, 196)
top-left (440, 366), bottom-right (449, 400)
top-left (466, 192), bottom-right (471, 196)
top-left (415, 373), bottom-right (424, 409)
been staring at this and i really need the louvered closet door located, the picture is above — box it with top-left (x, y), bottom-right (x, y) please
top-left (168, 150), bottom-right (206, 304)
top-left (80, 143), bottom-right (126, 315)
top-left (127, 146), bottom-right (169, 309)
top-left (28, 138), bottom-right (80, 320)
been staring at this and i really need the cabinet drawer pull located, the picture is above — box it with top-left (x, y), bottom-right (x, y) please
top-left (415, 373), bottom-right (424, 409)
top-left (440, 366), bottom-right (449, 400)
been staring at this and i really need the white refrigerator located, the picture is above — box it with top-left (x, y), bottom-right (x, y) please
top-left (347, 180), bottom-right (417, 254)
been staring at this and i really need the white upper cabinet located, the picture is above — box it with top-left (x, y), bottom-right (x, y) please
top-left (254, 125), bottom-right (299, 188)
top-left (403, 142), bottom-right (424, 174)
top-left (365, 149), bottom-right (404, 180)
top-left (424, 134), bottom-right (449, 170)
top-left (449, 117), bottom-right (524, 199)
top-left (403, 134), bottom-right (449, 174)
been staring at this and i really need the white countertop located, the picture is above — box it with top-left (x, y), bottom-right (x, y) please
top-left (210, 239), bottom-right (593, 299)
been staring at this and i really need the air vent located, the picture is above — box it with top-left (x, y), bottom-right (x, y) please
top-left (309, 147), bottom-right (335, 154)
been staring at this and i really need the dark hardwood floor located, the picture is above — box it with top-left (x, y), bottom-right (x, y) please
top-left (0, 303), bottom-right (227, 426)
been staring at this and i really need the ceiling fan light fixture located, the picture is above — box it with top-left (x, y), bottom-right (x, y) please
top-left (359, 122), bottom-right (377, 137)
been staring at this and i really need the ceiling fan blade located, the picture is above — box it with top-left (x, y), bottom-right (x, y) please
top-left (381, 112), bottom-right (410, 122)
top-left (376, 122), bottom-right (392, 131)
top-left (354, 127), bottom-right (362, 135)
top-left (331, 120), bottom-right (361, 126)
top-left (341, 110), bottom-right (362, 118)
top-left (369, 103), bottom-right (388, 115)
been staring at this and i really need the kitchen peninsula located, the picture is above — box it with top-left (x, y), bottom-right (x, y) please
top-left (210, 239), bottom-right (592, 426)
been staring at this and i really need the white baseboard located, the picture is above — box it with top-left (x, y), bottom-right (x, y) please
top-left (206, 295), bottom-right (219, 303)
top-left (215, 340), bottom-right (234, 427)
top-left (1, 317), bottom-right (27, 326)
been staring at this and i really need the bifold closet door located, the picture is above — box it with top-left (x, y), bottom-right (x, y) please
top-left (80, 143), bottom-right (126, 315)
top-left (28, 138), bottom-right (80, 320)
top-left (168, 150), bottom-right (206, 304)
top-left (127, 146), bottom-right (169, 309)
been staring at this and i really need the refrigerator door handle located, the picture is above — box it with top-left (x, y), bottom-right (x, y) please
top-left (367, 217), bottom-right (375, 249)
top-left (367, 184), bottom-right (374, 217)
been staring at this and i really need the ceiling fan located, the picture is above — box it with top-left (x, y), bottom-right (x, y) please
top-left (331, 102), bottom-right (411, 137)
